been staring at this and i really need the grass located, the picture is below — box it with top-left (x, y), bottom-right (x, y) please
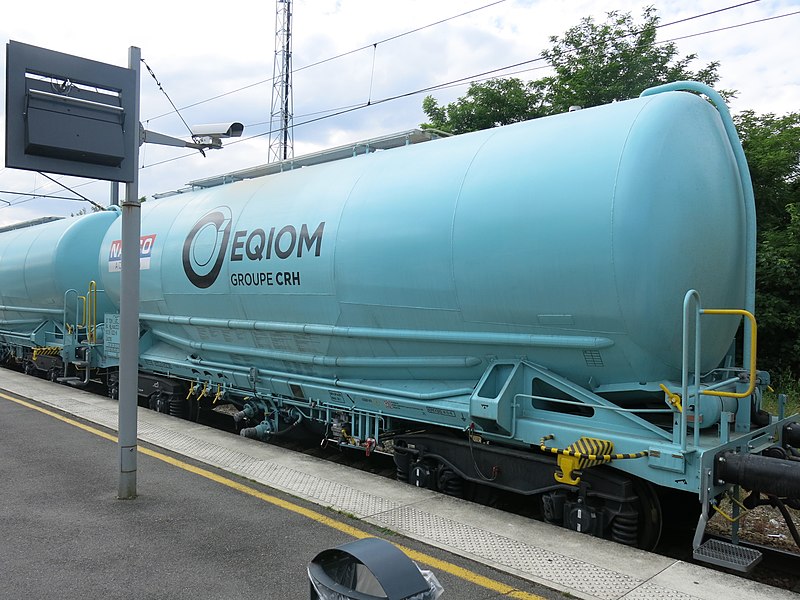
top-left (762, 371), bottom-right (800, 418)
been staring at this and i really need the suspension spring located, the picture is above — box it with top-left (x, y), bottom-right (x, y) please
top-left (611, 513), bottom-right (639, 546)
top-left (169, 395), bottom-right (188, 419)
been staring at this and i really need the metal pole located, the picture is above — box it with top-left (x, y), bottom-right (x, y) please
top-left (110, 181), bottom-right (119, 206)
top-left (118, 46), bottom-right (141, 499)
top-left (282, 0), bottom-right (292, 160)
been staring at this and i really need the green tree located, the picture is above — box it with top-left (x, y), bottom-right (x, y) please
top-left (422, 8), bottom-right (722, 132)
top-left (422, 78), bottom-right (547, 134)
top-left (740, 112), bottom-right (800, 376)
top-left (756, 203), bottom-right (800, 377)
top-left (736, 111), bottom-right (800, 229)
top-left (538, 7), bottom-right (721, 113)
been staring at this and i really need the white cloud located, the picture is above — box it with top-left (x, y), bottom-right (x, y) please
top-left (1, 0), bottom-right (798, 224)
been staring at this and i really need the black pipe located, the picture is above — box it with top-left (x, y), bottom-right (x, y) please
top-left (771, 495), bottom-right (800, 547)
top-left (715, 451), bottom-right (800, 499)
top-left (240, 421), bottom-right (272, 441)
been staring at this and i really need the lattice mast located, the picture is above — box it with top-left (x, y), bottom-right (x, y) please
top-left (268, 0), bottom-right (293, 162)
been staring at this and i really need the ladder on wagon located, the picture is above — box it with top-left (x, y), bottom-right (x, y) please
top-left (679, 289), bottom-right (763, 573)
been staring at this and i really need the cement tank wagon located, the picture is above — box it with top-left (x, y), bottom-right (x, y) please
top-left (0, 210), bottom-right (119, 380)
top-left (3, 83), bottom-right (799, 563)
top-left (101, 89), bottom-right (743, 393)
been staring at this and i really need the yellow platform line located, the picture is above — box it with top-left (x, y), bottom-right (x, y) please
top-left (0, 390), bottom-right (544, 600)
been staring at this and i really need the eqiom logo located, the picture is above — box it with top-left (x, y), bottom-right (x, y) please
top-left (182, 207), bottom-right (232, 289)
top-left (182, 206), bottom-right (326, 289)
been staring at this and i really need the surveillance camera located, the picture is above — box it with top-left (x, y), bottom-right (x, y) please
top-left (189, 122), bottom-right (244, 138)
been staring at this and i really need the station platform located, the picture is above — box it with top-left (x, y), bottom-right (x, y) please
top-left (0, 368), bottom-right (795, 600)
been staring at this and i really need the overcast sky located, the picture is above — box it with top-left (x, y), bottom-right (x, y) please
top-left (1, 0), bottom-right (798, 227)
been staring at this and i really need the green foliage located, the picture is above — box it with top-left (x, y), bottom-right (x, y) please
top-left (422, 78), bottom-right (547, 134)
top-left (756, 202), bottom-right (800, 375)
top-left (70, 204), bottom-right (105, 217)
top-left (738, 111), bottom-right (800, 377)
top-left (763, 373), bottom-right (800, 417)
top-left (539, 7), bottom-right (722, 113)
top-left (421, 8), bottom-right (722, 131)
top-left (736, 111), bottom-right (800, 229)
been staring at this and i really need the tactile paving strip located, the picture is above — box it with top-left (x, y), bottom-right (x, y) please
top-left (621, 583), bottom-right (701, 600)
top-left (374, 505), bottom-right (644, 600)
top-left (137, 414), bottom-right (402, 518)
top-left (34, 389), bottom-right (709, 600)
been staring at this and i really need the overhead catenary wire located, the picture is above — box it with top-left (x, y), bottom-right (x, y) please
top-left (153, 0), bottom-right (782, 144)
top-left (0, 190), bottom-right (104, 203)
top-left (37, 172), bottom-right (105, 211)
top-left (69, 4), bottom-right (800, 176)
top-left (1, 0), bottom-right (796, 209)
top-left (141, 58), bottom-right (194, 136)
top-left (145, 0), bottom-right (511, 123)
top-left (144, 3), bottom-right (798, 160)
top-left (143, 0), bottom-right (763, 124)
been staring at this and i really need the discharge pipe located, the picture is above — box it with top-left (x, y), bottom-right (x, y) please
top-left (715, 450), bottom-right (800, 499)
top-left (240, 420), bottom-right (273, 441)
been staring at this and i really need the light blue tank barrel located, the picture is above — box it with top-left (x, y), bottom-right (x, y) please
top-left (99, 90), bottom-right (746, 391)
top-left (0, 210), bottom-right (120, 329)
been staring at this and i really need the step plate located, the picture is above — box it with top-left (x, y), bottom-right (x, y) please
top-left (694, 539), bottom-right (763, 573)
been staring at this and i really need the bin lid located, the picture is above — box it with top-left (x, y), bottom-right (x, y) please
top-left (309, 537), bottom-right (429, 600)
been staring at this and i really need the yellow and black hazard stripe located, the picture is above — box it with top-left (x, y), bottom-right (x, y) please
top-left (539, 434), bottom-right (648, 485)
top-left (32, 346), bottom-right (62, 361)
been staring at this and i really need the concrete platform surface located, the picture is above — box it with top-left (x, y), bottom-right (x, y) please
top-left (1, 368), bottom-right (795, 600)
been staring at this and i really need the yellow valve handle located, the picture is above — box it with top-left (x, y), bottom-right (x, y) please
top-left (660, 384), bottom-right (682, 413)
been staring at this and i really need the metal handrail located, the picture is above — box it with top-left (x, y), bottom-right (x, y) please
top-left (681, 291), bottom-right (758, 450)
top-left (87, 281), bottom-right (98, 344)
top-left (700, 309), bottom-right (757, 399)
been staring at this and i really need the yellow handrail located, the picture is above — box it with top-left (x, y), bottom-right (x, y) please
top-left (700, 308), bottom-right (757, 399)
top-left (77, 295), bottom-right (87, 330)
top-left (87, 281), bottom-right (97, 344)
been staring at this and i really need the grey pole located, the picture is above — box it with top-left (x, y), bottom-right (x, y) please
top-left (118, 46), bottom-right (141, 499)
top-left (110, 181), bottom-right (119, 207)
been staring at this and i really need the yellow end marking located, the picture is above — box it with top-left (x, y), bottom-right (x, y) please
top-left (0, 390), bottom-right (545, 600)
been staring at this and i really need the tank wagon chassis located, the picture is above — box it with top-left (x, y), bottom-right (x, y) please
top-left (2, 82), bottom-right (800, 573)
top-left (3, 286), bottom-right (800, 571)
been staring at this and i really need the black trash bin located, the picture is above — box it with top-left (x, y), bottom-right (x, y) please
top-left (308, 537), bottom-right (443, 600)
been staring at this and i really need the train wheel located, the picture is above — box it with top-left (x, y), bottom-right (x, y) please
top-left (23, 360), bottom-right (37, 376)
top-left (634, 480), bottom-right (663, 551)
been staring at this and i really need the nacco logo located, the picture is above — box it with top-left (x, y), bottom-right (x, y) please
top-left (182, 206), bottom-right (325, 289)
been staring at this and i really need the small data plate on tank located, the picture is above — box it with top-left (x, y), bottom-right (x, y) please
top-left (104, 313), bottom-right (120, 359)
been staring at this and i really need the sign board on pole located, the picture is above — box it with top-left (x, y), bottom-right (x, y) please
top-left (5, 40), bottom-right (137, 182)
